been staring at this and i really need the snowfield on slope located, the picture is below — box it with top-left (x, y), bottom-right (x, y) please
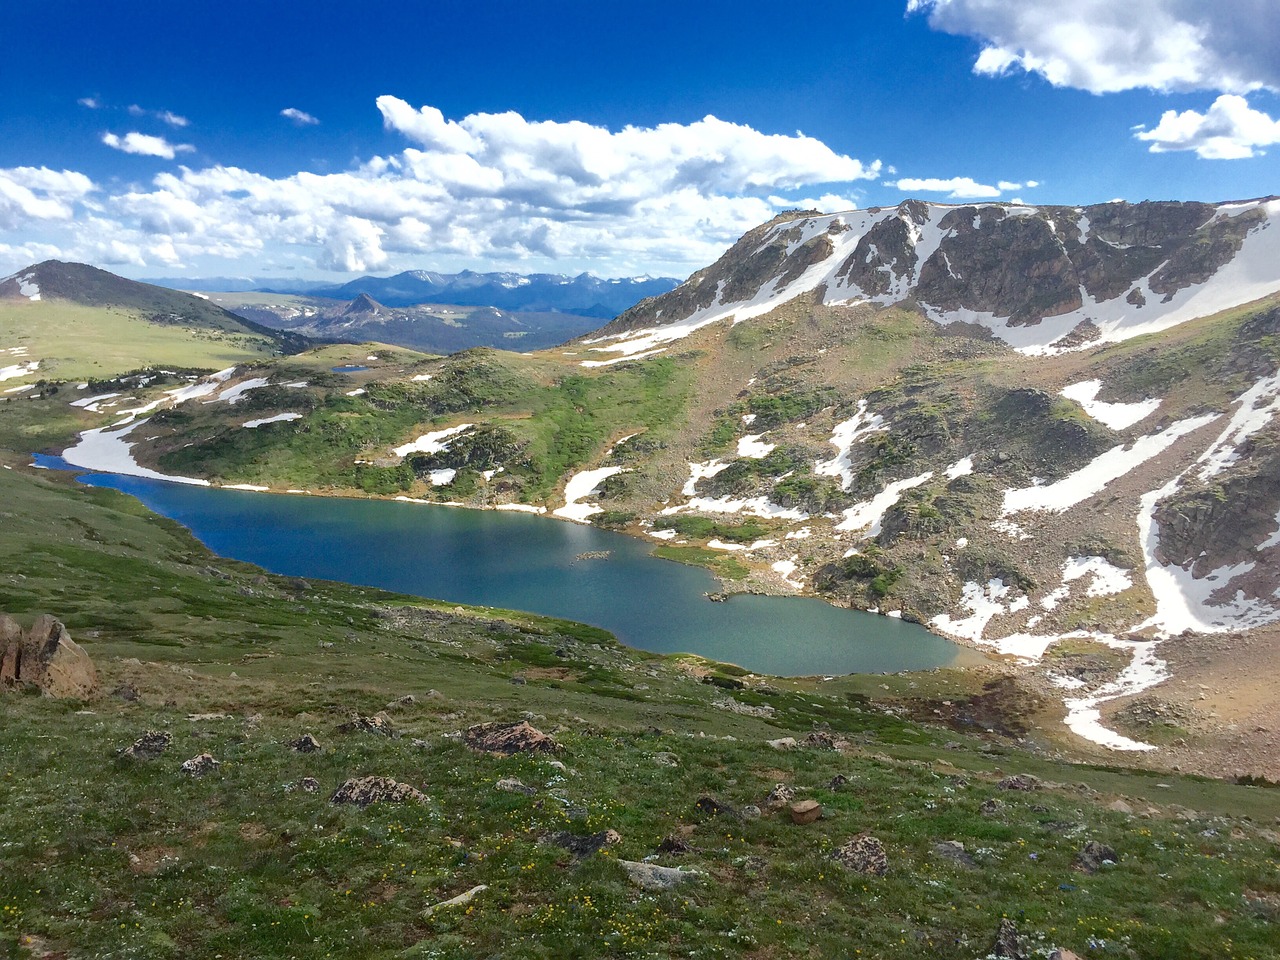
top-left (578, 198), bottom-right (1280, 363)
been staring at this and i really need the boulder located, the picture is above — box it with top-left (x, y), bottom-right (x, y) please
top-left (931, 840), bottom-right (977, 869)
top-left (180, 754), bottom-right (220, 777)
top-left (1073, 840), bottom-right (1119, 874)
top-left (544, 829), bottom-right (621, 859)
top-left (336, 714), bottom-right (396, 737)
top-left (120, 731), bottom-right (172, 760)
top-left (789, 800), bottom-right (822, 825)
top-left (997, 774), bottom-right (1040, 791)
top-left (991, 918), bottom-right (1027, 959)
top-left (495, 777), bottom-right (536, 796)
top-left (287, 733), bottom-right (323, 753)
top-left (299, 777), bottom-right (320, 793)
top-left (464, 720), bottom-right (561, 754)
top-left (1, 614), bottom-right (98, 699)
top-left (831, 834), bottom-right (888, 875)
top-left (330, 776), bottom-right (426, 807)
top-left (763, 783), bottom-right (796, 810)
top-left (617, 859), bottom-right (700, 891)
top-left (980, 798), bottom-right (1006, 817)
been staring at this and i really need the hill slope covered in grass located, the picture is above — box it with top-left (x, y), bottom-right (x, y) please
top-left (1, 465), bottom-right (1278, 960)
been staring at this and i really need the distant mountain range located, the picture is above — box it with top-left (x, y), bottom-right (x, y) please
top-left (145, 269), bottom-right (682, 319)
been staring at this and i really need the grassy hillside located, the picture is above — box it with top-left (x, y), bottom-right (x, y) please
top-left (2, 465), bottom-right (1279, 960)
top-left (0, 300), bottom-right (286, 382)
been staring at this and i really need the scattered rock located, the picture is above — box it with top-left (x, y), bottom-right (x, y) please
top-left (0, 614), bottom-right (99, 699)
top-left (997, 774), bottom-right (1040, 791)
top-left (763, 783), bottom-right (796, 810)
top-left (330, 776), bottom-right (426, 807)
top-left (423, 884), bottom-right (487, 918)
top-left (337, 714), bottom-right (396, 737)
top-left (827, 774), bottom-right (850, 791)
top-left (931, 840), bottom-right (977, 869)
top-left (741, 804), bottom-right (762, 820)
top-left (1073, 840), bottom-right (1119, 874)
top-left (804, 730), bottom-right (845, 750)
top-left (495, 777), bottom-right (536, 796)
top-left (111, 683), bottom-right (140, 702)
top-left (991, 918), bottom-right (1026, 959)
top-left (656, 836), bottom-right (693, 855)
top-left (120, 730), bottom-right (172, 760)
top-left (653, 752), bottom-right (680, 767)
top-left (1049, 950), bottom-right (1085, 960)
top-left (789, 800), bottom-right (822, 825)
top-left (617, 859), bottom-right (700, 891)
top-left (831, 834), bottom-right (888, 876)
top-left (1107, 799), bottom-right (1133, 815)
top-left (980, 798), bottom-right (1006, 817)
top-left (384, 694), bottom-right (417, 711)
top-left (767, 737), bottom-right (798, 750)
top-left (695, 795), bottom-right (738, 819)
top-left (464, 720), bottom-right (561, 754)
top-left (300, 777), bottom-right (320, 793)
top-left (545, 829), bottom-right (621, 859)
top-left (287, 733), bottom-right (322, 753)
top-left (180, 754), bottom-right (220, 777)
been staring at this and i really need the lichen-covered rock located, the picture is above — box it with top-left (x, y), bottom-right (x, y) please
top-left (763, 783), bottom-right (796, 810)
top-left (991, 918), bottom-right (1027, 959)
top-left (330, 776), bottom-right (426, 807)
top-left (287, 733), bottom-right (323, 753)
top-left (617, 858), bottom-right (701, 891)
top-left (997, 774), bottom-right (1040, 791)
top-left (120, 731), bottom-right (172, 760)
top-left (464, 720), bottom-right (560, 754)
top-left (1074, 839), bottom-right (1120, 874)
top-left (831, 834), bottom-right (888, 876)
top-left (180, 754), bottom-right (220, 777)
top-left (336, 714), bottom-right (395, 737)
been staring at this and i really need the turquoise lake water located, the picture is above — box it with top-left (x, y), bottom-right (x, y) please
top-left (40, 458), bottom-right (966, 676)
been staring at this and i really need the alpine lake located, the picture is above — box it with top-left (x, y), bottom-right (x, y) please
top-left (40, 457), bottom-right (972, 677)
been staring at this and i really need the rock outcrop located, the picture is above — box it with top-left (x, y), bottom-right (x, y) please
top-left (0, 614), bottom-right (99, 699)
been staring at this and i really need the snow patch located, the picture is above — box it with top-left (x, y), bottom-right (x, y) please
top-left (814, 400), bottom-right (888, 490)
top-left (553, 466), bottom-right (626, 523)
top-left (1001, 414), bottom-right (1219, 515)
top-left (392, 423), bottom-right (474, 459)
top-left (835, 471), bottom-right (933, 536)
top-left (1060, 380), bottom-right (1161, 430)
top-left (737, 434), bottom-right (775, 458)
top-left (242, 413), bottom-right (302, 429)
top-left (61, 419), bottom-right (210, 486)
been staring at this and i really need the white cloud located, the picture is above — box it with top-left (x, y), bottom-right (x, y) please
top-left (0, 99), bottom-right (884, 276)
top-left (78, 97), bottom-right (100, 109)
top-left (376, 96), bottom-right (881, 197)
top-left (909, 0), bottom-right (1280, 94)
top-left (1136, 93), bottom-right (1280, 158)
top-left (102, 132), bottom-right (195, 160)
top-left (281, 107), bottom-right (320, 126)
top-left (0, 167), bottom-right (96, 229)
top-left (128, 105), bottom-right (189, 127)
top-left (886, 176), bottom-right (1003, 198)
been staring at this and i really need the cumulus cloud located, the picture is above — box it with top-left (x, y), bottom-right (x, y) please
top-left (376, 96), bottom-right (880, 198)
top-left (1, 99), bottom-right (883, 276)
top-left (77, 97), bottom-right (100, 109)
top-left (281, 107), bottom-right (320, 126)
top-left (885, 176), bottom-right (1003, 198)
top-left (102, 132), bottom-right (195, 160)
top-left (1135, 94), bottom-right (1280, 158)
top-left (908, 0), bottom-right (1280, 95)
top-left (0, 167), bottom-right (96, 229)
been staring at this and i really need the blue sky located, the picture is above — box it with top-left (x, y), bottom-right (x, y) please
top-left (2, 0), bottom-right (1277, 279)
